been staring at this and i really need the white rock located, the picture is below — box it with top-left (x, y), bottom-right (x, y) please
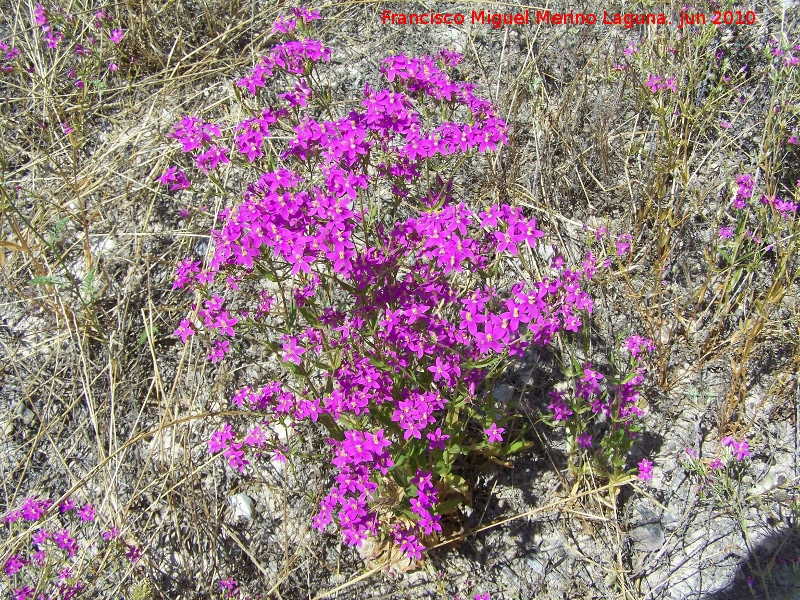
top-left (493, 384), bottom-right (513, 405)
top-left (630, 523), bottom-right (665, 552)
top-left (536, 243), bottom-right (556, 264)
top-left (749, 467), bottom-right (792, 497)
top-left (228, 492), bottom-right (255, 523)
top-left (271, 421), bottom-right (294, 443)
top-left (90, 236), bottom-right (117, 256)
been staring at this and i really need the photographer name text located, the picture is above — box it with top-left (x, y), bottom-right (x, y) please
top-left (380, 9), bottom-right (757, 29)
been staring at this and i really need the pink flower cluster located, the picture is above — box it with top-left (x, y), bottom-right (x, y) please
top-left (169, 11), bottom-right (599, 561)
top-left (720, 173), bottom-right (797, 241)
top-left (33, 4), bottom-right (63, 49)
top-left (625, 335), bottom-right (656, 359)
top-left (220, 576), bottom-right (239, 598)
top-left (235, 38), bottom-right (331, 95)
top-left (637, 458), bottom-right (654, 481)
top-left (0, 41), bottom-right (20, 74)
top-left (645, 74), bottom-right (678, 93)
top-left (733, 174), bottom-right (754, 209)
top-left (3, 496), bottom-right (52, 523)
top-left (3, 495), bottom-right (140, 599)
top-left (721, 436), bottom-right (751, 461)
top-left (157, 166), bottom-right (190, 191)
top-left (548, 336), bottom-right (654, 476)
top-left (760, 193), bottom-right (798, 219)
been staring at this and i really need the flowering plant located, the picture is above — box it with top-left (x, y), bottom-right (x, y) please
top-left (2, 496), bottom-right (141, 600)
top-left (682, 436), bottom-right (752, 505)
top-left (3, 3), bottom-right (137, 114)
top-left (164, 9), bottom-right (601, 562)
top-left (544, 335), bottom-right (655, 486)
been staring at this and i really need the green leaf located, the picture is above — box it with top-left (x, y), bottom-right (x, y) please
top-left (470, 354), bottom-right (502, 369)
top-left (400, 509), bottom-right (417, 521)
top-left (433, 460), bottom-right (451, 477)
top-left (434, 498), bottom-right (462, 515)
top-left (503, 439), bottom-right (534, 455)
top-left (254, 262), bottom-right (278, 281)
top-left (367, 354), bottom-right (388, 370)
top-left (729, 267), bottom-right (743, 291)
top-left (52, 217), bottom-right (69, 239)
top-left (443, 473), bottom-right (469, 494)
top-left (299, 306), bottom-right (318, 326)
top-left (283, 361), bottom-right (305, 378)
top-left (445, 444), bottom-right (462, 455)
top-left (319, 414), bottom-right (343, 441)
top-left (136, 326), bottom-right (159, 347)
top-left (29, 275), bottom-right (61, 286)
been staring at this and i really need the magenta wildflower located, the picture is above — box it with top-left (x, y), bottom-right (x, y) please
top-left (548, 390), bottom-right (573, 422)
top-left (206, 339), bottom-right (230, 363)
top-left (426, 427), bottom-right (450, 451)
top-left (660, 76), bottom-right (677, 92)
top-left (733, 174), bottom-right (754, 209)
top-left (173, 257), bottom-right (200, 290)
top-left (53, 529), bottom-right (77, 557)
top-left (646, 74), bottom-right (661, 92)
top-left (616, 233), bottom-right (632, 255)
top-left (774, 198), bottom-right (798, 219)
top-left (34, 4), bottom-right (47, 26)
top-left (16, 497), bottom-right (52, 521)
top-left (77, 503), bottom-right (95, 522)
top-left (578, 363), bottom-right (604, 398)
top-left (272, 15), bottom-right (297, 34)
top-left (722, 436), bottom-right (751, 461)
top-left (173, 319), bottom-right (195, 343)
top-left (428, 357), bottom-right (452, 383)
top-left (484, 423), bottom-right (505, 443)
top-left (208, 423), bottom-right (235, 453)
top-left (576, 432), bottom-right (592, 448)
top-left (637, 458), bottom-right (654, 481)
top-left (32, 529), bottom-right (50, 545)
top-left (109, 28), bottom-right (124, 43)
top-left (126, 545), bottom-right (141, 563)
top-left (196, 145), bottom-right (230, 173)
top-left (223, 441), bottom-right (249, 472)
top-left (220, 577), bottom-right (238, 596)
top-left (282, 336), bottom-right (307, 364)
top-left (13, 587), bottom-right (34, 600)
top-left (625, 335), bottom-right (655, 359)
top-left (159, 33), bottom-right (611, 557)
top-left (4, 554), bottom-right (27, 576)
top-left (719, 226), bottom-right (734, 239)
